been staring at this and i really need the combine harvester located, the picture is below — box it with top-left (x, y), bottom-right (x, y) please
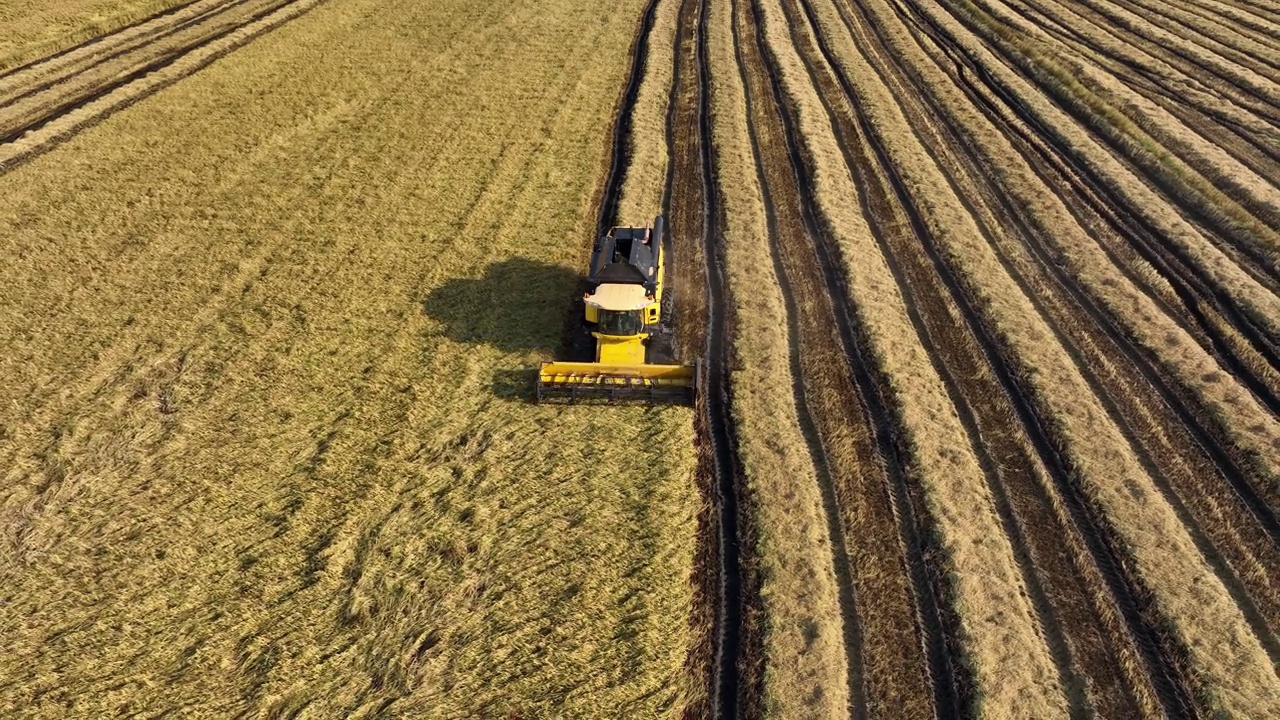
top-left (537, 216), bottom-right (699, 404)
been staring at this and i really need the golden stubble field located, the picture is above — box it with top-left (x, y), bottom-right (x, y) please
top-left (0, 0), bottom-right (700, 715)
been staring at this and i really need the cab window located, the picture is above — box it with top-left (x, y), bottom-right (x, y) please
top-left (598, 310), bottom-right (643, 336)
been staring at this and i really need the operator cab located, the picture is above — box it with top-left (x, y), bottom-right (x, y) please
top-left (583, 218), bottom-right (665, 335)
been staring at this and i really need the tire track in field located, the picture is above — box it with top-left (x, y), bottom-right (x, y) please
top-left (1055, 0), bottom-right (1280, 124)
top-left (876, 0), bottom-right (1280, 649)
top-left (922, 0), bottom-right (1280, 400)
top-left (782, 0), bottom-right (1165, 715)
top-left (597, 0), bottom-right (752, 714)
top-left (698, 0), bottom-right (761, 710)
top-left (737, 0), bottom-right (969, 714)
top-left (891, 0), bottom-right (1280, 517)
top-left (861, 0), bottom-right (1280, 685)
top-left (0, 0), bottom-right (326, 172)
top-left (936, 0), bottom-right (1280, 297)
top-left (1105, 0), bottom-right (1280, 77)
top-left (997, 0), bottom-right (1280, 193)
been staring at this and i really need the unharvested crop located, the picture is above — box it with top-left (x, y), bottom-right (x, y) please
top-left (0, 0), bottom-right (701, 715)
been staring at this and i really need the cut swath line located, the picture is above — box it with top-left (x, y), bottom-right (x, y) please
top-left (0, 0), bottom-right (327, 173)
top-left (739, 0), bottom-right (968, 714)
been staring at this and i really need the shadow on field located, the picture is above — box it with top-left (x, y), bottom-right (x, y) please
top-left (423, 258), bottom-right (583, 401)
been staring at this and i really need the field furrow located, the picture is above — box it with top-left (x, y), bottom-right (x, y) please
top-left (1105, 0), bottom-right (1280, 76)
top-left (808, 0), bottom-right (1280, 712)
top-left (936, 0), bottom-right (1280, 297)
top-left (849, 0), bottom-right (1280, 653)
top-left (786, 0), bottom-right (1168, 714)
top-left (707, 0), bottom-right (855, 714)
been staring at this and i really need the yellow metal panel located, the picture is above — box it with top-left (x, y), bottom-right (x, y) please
top-left (595, 333), bottom-right (647, 365)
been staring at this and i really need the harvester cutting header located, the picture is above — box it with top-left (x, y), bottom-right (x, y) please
top-left (536, 216), bottom-right (699, 404)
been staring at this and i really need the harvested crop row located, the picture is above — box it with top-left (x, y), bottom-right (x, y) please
top-left (846, 0), bottom-right (1280, 661)
top-left (955, 0), bottom-right (1280, 417)
top-left (1103, 0), bottom-right (1280, 77)
top-left (1191, 0), bottom-right (1280, 38)
top-left (705, 0), bottom-right (854, 715)
top-left (0, 0), bottom-right (702, 714)
top-left (734, 0), bottom-right (1009, 714)
top-left (822, 0), bottom-right (1280, 709)
top-left (760, 0), bottom-right (1091, 715)
top-left (0, 0), bottom-right (326, 171)
top-left (942, 0), bottom-right (1280, 300)
top-left (0, 0), bottom-right (198, 70)
top-left (909, 0), bottom-right (1280, 505)
top-left (1057, 0), bottom-right (1280, 120)
top-left (1, 0), bottom-right (220, 97)
top-left (997, 0), bottom-right (1280, 210)
top-left (981, 0), bottom-right (1280, 230)
top-left (829, 0), bottom-right (1280, 714)
top-left (783, 0), bottom-right (1171, 715)
top-left (656, 0), bottom-right (753, 714)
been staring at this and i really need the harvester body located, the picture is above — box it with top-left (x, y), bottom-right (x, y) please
top-left (537, 216), bottom-right (699, 404)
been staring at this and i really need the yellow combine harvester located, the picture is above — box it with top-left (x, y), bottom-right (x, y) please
top-left (537, 216), bottom-right (699, 404)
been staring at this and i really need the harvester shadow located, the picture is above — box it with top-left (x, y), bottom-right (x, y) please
top-left (421, 257), bottom-right (584, 403)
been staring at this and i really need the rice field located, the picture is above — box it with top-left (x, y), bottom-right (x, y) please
top-left (1, 0), bottom-right (1277, 716)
